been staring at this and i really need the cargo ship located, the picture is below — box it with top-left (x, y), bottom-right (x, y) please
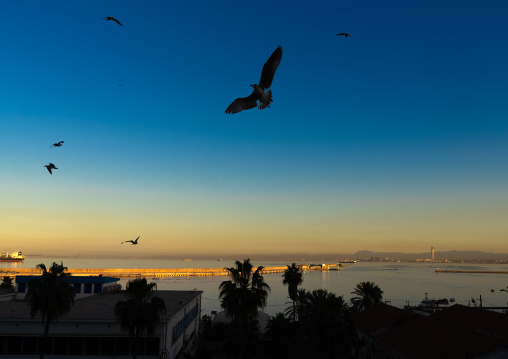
top-left (0, 251), bottom-right (24, 262)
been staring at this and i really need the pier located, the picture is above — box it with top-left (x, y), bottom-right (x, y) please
top-left (0, 264), bottom-right (339, 278)
top-left (435, 269), bottom-right (508, 274)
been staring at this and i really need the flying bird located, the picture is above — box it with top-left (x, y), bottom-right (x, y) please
top-left (44, 163), bottom-right (58, 175)
top-left (225, 45), bottom-right (283, 114)
top-left (103, 17), bottom-right (123, 26)
top-left (121, 236), bottom-right (140, 245)
top-left (49, 141), bottom-right (64, 149)
top-left (335, 33), bottom-right (352, 38)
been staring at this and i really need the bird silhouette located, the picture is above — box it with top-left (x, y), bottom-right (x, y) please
top-left (121, 236), bottom-right (140, 245)
top-left (225, 45), bottom-right (283, 114)
top-left (49, 141), bottom-right (64, 149)
top-left (335, 33), bottom-right (352, 38)
top-left (44, 163), bottom-right (58, 175)
top-left (103, 17), bottom-right (123, 26)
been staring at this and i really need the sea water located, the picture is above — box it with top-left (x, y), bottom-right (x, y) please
top-left (4, 258), bottom-right (508, 316)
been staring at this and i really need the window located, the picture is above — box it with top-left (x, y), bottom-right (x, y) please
top-left (85, 337), bottom-right (100, 355)
top-left (53, 337), bottom-right (67, 355)
top-left (101, 337), bottom-right (115, 355)
top-left (7, 337), bottom-right (22, 355)
top-left (116, 337), bottom-right (130, 355)
top-left (23, 337), bottom-right (38, 355)
top-left (146, 337), bottom-right (160, 356)
top-left (74, 283), bottom-right (81, 293)
top-left (94, 283), bottom-right (102, 294)
top-left (84, 283), bottom-right (92, 293)
top-left (0, 336), bottom-right (161, 356)
top-left (69, 337), bottom-right (82, 355)
top-left (17, 283), bottom-right (26, 293)
top-left (172, 305), bottom-right (199, 343)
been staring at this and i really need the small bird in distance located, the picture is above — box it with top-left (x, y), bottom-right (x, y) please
top-left (44, 163), bottom-right (58, 175)
top-left (225, 45), bottom-right (283, 114)
top-left (121, 236), bottom-right (140, 245)
top-left (335, 33), bottom-right (353, 38)
top-left (103, 17), bottom-right (123, 26)
top-left (49, 141), bottom-right (64, 149)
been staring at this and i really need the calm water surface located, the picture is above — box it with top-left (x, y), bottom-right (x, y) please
top-left (4, 258), bottom-right (508, 316)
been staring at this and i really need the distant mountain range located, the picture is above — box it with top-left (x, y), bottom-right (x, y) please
top-left (241, 250), bottom-right (508, 261)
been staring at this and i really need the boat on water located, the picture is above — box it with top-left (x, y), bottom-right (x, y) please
top-left (339, 260), bottom-right (357, 264)
top-left (0, 251), bottom-right (24, 262)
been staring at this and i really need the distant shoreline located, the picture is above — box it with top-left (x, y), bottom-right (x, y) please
top-left (19, 249), bottom-right (508, 263)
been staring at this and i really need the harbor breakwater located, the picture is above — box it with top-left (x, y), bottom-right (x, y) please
top-left (0, 264), bottom-right (339, 278)
top-left (435, 269), bottom-right (508, 274)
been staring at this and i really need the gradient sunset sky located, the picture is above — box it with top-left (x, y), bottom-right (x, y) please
top-left (1, 1), bottom-right (507, 257)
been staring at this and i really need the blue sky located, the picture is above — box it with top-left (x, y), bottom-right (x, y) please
top-left (1, 0), bottom-right (507, 257)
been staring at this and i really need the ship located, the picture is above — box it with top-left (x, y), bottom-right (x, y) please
top-left (0, 251), bottom-right (24, 262)
top-left (338, 260), bottom-right (357, 264)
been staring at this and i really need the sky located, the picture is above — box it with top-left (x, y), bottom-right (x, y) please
top-left (1, 1), bottom-right (507, 257)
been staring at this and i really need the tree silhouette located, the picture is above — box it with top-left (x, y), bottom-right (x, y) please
top-left (282, 263), bottom-right (303, 321)
top-left (25, 262), bottom-right (75, 359)
top-left (219, 259), bottom-right (270, 324)
top-left (350, 281), bottom-right (383, 312)
top-left (283, 289), bottom-right (352, 358)
top-left (114, 277), bottom-right (166, 359)
top-left (0, 275), bottom-right (14, 289)
top-left (265, 312), bottom-right (302, 359)
top-left (219, 259), bottom-right (270, 358)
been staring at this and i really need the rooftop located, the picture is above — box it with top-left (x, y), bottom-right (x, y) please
top-left (15, 275), bottom-right (120, 285)
top-left (350, 303), bottom-right (416, 336)
top-left (0, 290), bottom-right (202, 322)
top-left (351, 304), bottom-right (508, 359)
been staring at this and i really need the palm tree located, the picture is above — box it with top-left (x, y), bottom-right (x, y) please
top-left (0, 275), bottom-right (14, 289)
top-left (114, 277), bottom-right (166, 359)
top-left (285, 289), bottom-right (352, 358)
top-left (282, 263), bottom-right (303, 321)
top-left (25, 262), bottom-right (76, 359)
top-left (284, 289), bottom-right (310, 325)
top-left (265, 313), bottom-right (301, 359)
top-left (219, 259), bottom-right (270, 324)
top-left (350, 281), bottom-right (383, 312)
top-left (219, 259), bottom-right (270, 358)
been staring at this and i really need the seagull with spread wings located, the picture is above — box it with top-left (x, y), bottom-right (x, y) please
top-left (335, 33), bottom-right (353, 38)
top-left (225, 45), bottom-right (283, 114)
top-left (44, 163), bottom-right (58, 175)
top-left (49, 141), bottom-right (64, 149)
top-left (103, 17), bottom-right (123, 26)
top-left (121, 236), bottom-right (140, 245)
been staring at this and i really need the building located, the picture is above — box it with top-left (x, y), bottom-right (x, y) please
top-left (351, 303), bottom-right (508, 359)
top-left (13, 275), bottom-right (121, 300)
top-left (0, 276), bottom-right (202, 358)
